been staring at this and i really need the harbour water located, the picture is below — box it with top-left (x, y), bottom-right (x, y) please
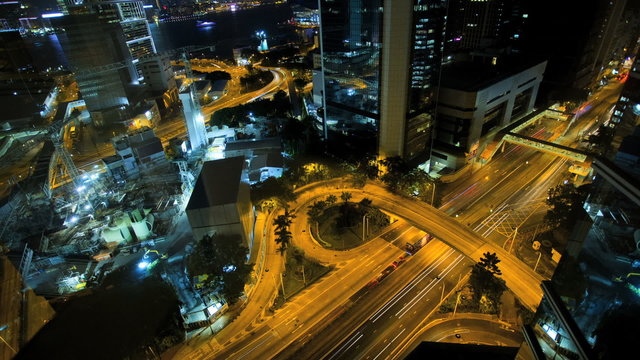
top-left (27, 4), bottom-right (295, 70)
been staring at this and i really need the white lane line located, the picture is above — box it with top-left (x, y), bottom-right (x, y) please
top-left (232, 331), bottom-right (274, 360)
top-left (372, 328), bottom-right (406, 360)
top-left (396, 254), bottom-right (466, 318)
top-left (326, 332), bottom-right (363, 360)
top-left (370, 249), bottom-right (456, 323)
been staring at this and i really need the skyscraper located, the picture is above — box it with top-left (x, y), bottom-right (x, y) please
top-left (65, 0), bottom-right (157, 80)
top-left (445, 0), bottom-right (526, 54)
top-left (54, 14), bottom-right (138, 126)
top-left (318, 0), bottom-right (446, 164)
top-left (519, 158), bottom-right (640, 359)
top-left (179, 84), bottom-right (208, 151)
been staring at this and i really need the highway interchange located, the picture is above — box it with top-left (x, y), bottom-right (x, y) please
top-left (171, 80), bottom-right (624, 360)
top-left (0, 58), bottom-right (624, 359)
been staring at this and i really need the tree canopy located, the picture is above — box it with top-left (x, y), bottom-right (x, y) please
top-left (468, 252), bottom-right (507, 313)
top-left (187, 233), bottom-right (252, 304)
top-left (545, 183), bottom-right (590, 228)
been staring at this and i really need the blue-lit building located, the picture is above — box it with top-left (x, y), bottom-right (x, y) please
top-left (318, 0), bottom-right (447, 164)
top-left (520, 158), bottom-right (640, 359)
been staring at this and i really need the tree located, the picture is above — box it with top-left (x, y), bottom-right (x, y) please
top-left (586, 124), bottom-right (615, 156)
top-left (468, 253), bottom-right (506, 313)
top-left (293, 78), bottom-right (307, 90)
top-left (251, 177), bottom-right (296, 208)
top-left (325, 195), bottom-right (337, 206)
top-left (545, 183), bottom-right (590, 228)
top-left (477, 252), bottom-right (502, 275)
top-left (340, 191), bottom-right (352, 203)
top-left (306, 200), bottom-right (326, 222)
top-left (273, 209), bottom-right (296, 254)
top-left (187, 233), bottom-right (252, 304)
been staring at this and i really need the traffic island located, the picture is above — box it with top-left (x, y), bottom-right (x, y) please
top-left (309, 198), bottom-right (390, 250)
top-left (271, 247), bottom-right (331, 310)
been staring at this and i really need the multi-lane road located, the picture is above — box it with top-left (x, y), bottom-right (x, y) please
top-left (171, 80), bottom-right (626, 360)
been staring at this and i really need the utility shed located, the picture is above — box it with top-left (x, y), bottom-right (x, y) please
top-left (186, 156), bottom-right (253, 248)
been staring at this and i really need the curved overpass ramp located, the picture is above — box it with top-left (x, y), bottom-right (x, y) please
top-left (293, 179), bottom-right (543, 310)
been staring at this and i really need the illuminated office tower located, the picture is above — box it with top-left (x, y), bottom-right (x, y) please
top-left (318, 0), bottom-right (446, 164)
top-left (64, 0), bottom-right (157, 80)
top-left (54, 14), bottom-right (138, 126)
top-left (179, 84), bottom-right (208, 151)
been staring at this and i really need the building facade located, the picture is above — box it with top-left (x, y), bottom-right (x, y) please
top-left (520, 158), bottom-right (640, 359)
top-left (445, 0), bottom-right (527, 54)
top-left (186, 157), bottom-right (254, 249)
top-left (179, 83), bottom-right (208, 151)
top-left (434, 59), bottom-right (546, 169)
top-left (318, 0), bottom-right (446, 164)
top-left (54, 14), bottom-right (137, 126)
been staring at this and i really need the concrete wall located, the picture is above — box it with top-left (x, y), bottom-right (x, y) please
top-left (186, 184), bottom-right (254, 249)
top-left (435, 61), bottom-right (547, 169)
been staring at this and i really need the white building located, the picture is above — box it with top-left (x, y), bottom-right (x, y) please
top-left (180, 84), bottom-right (208, 151)
top-left (433, 59), bottom-right (547, 170)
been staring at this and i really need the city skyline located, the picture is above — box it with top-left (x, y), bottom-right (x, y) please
top-left (1, 1), bottom-right (640, 359)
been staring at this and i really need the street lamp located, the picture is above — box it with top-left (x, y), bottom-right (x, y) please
top-left (362, 213), bottom-right (369, 241)
top-left (534, 251), bottom-right (542, 272)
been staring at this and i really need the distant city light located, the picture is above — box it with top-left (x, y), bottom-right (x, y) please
top-left (69, 215), bottom-right (79, 223)
top-left (84, 204), bottom-right (91, 210)
top-left (143, 4), bottom-right (153, 8)
top-left (138, 261), bottom-right (150, 269)
top-left (42, 12), bottom-right (64, 19)
top-left (76, 185), bottom-right (86, 192)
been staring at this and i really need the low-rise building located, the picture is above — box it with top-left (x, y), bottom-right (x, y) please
top-left (433, 58), bottom-right (547, 170)
top-left (186, 156), bottom-right (254, 249)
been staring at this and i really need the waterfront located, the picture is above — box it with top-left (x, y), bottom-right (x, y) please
top-left (26, 4), bottom-right (295, 70)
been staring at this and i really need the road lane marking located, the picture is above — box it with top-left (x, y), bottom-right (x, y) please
top-left (396, 254), bottom-right (466, 318)
top-left (370, 248), bottom-right (456, 323)
top-left (326, 332), bottom-right (363, 360)
top-left (372, 328), bottom-right (406, 360)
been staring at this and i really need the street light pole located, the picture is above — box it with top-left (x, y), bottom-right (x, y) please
top-left (452, 291), bottom-right (462, 318)
top-left (431, 182), bottom-right (436, 206)
top-left (534, 251), bottom-right (542, 272)
top-left (509, 227), bottom-right (518, 253)
top-left (362, 214), bottom-right (369, 241)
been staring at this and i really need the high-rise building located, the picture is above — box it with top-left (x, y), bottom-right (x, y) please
top-left (445, 0), bottom-right (526, 54)
top-left (64, 0), bottom-right (157, 80)
top-left (318, 0), bottom-right (446, 164)
top-left (179, 84), bottom-right (208, 151)
top-left (518, 158), bottom-right (640, 360)
top-left (54, 14), bottom-right (138, 126)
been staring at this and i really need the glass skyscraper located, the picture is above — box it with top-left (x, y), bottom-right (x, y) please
top-left (318, 0), bottom-right (446, 163)
top-left (520, 158), bottom-right (640, 359)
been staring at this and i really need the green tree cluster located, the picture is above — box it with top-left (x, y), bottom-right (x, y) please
top-left (545, 183), bottom-right (590, 228)
top-left (251, 177), bottom-right (297, 209)
top-left (210, 90), bottom-right (291, 128)
top-left (586, 124), bottom-right (615, 156)
top-left (187, 233), bottom-right (253, 304)
top-left (240, 69), bottom-right (274, 93)
top-left (274, 209), bottom-right (296, 254)
top-left (468, 252), bottom-right (507, 314)
top-left (380, 156), bottom-right (440, 206)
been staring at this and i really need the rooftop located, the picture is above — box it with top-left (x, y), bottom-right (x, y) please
top-left (186, 156), bottom-right (246, 210)
top-left (440, 57), bottom-right (546, 92)
top-left (225, 137), bottom-right (281, 152)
